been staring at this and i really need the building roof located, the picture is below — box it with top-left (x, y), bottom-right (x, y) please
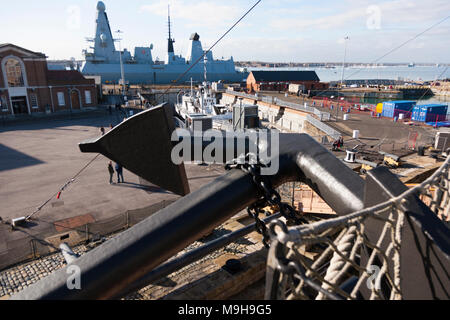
top-left (0, 43), bottom-right (46, 58)
top-left (46, 70), bottom-right (94, 85)
top-left (250, 71), bottom-right (320, 82)
top-left (46, 70), bottom-right (88, 82)
top-left (416, 104), bottom-right (448, 108)
top-left (385, 100), bottom-right (416, 104)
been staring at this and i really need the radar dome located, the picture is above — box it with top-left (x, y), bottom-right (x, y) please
top-left (97, 1), bottom-right (106, 12)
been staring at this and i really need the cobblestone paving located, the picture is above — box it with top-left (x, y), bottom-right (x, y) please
top-left (0, 218), bottom-right (261, 299)
top-left (123, 228), bottom-right (256, 300)
top-left (0, 244), bottom-right (90, 297)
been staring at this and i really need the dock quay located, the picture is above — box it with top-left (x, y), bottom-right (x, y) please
top-left (310, 86), bottom-right (433, 100)
top-left (221, 90), bottom-right (437, 151)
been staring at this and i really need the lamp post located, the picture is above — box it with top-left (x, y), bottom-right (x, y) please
top-left (340, 36), bottom-right (349, 87)
top-left (338, 36), bottom-right (349, 122)
top-left (116, 30), bottom-right (126, 97)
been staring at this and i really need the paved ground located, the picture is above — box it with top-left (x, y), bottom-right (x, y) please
top-left (267, 92), bottom-right (438, 149)
top-left (0, 110), bottom-right (225, 248)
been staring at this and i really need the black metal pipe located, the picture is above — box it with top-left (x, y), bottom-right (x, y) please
top-left (11, 169), bottom-right (281, 300)
top-left (115, 213), bottom-right (282, 299)
top-left (12, 112), bottom-right (364, 300)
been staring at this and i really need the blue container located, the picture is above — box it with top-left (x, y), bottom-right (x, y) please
top-left (411, 104), bottom-right (448, 123)
top-left (382, 101), bottom-right (416, 118)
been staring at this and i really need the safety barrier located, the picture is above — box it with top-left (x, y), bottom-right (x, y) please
top-left (0, 199), bottom-right (176, 272)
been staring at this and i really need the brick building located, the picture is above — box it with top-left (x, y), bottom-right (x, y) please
top-left (0, 44), bottom-right (97, 116)
top-left (246, 70), bottom-right (328, 93)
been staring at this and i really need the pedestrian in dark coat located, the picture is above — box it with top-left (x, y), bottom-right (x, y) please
top-left (108, 162), bottom-right (114, 184)
top-left (115, 163), bottom-right (124, 183)
top-left (332, 141), bottom-right (337, 151)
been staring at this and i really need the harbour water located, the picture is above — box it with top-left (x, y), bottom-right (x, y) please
top-left (361, 95), bottom-right (450, 106)
top-left (248, 65), bottom-right (450, 106)
top-left (247, 65), bottom-right (450, 83)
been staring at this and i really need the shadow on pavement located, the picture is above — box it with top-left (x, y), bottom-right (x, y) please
top-left (0, 144), bottom-right (44, 172)
top-left (0, 110), bottom-right (126, 133)
top-left (112, 181), bottom-right (171, 194)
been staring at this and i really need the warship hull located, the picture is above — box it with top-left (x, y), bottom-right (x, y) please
top-left (82, 62), bottom-right (247, 84)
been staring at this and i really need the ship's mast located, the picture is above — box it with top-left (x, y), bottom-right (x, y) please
top-left (168, 5), bottom-right (175, 55)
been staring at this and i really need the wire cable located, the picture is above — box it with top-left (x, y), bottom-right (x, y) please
top-left (26, 154), bottom-right (101, 220)
top-left (415, 66), bottom-right (449, 103)
top-left (311, 15), bottom-right (450, 98)
top-left (393, 65), bottom-right (450, 123)
top-left (344, 15), bottom-right (450, 81)
top-left (155, 0), bottom-right (262, 100)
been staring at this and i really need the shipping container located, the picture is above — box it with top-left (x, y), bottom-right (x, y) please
top-left (382, 100), bottom-right (416, 118)
top-left (376, 103), bottom-right (383, 114)
top-left (288, 83), bottom-right (306, 95)
top-left (411, 104), bottom-right (448, 123)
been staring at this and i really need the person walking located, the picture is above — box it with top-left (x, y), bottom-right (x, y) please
top-left (115, 163), bottom-right (124, 183)
top-left (100, 127), bottom-right (105, 136)
top-left (339, 136), bottom-right (344, 148)
top-left (108, 162), bottom-right (114, 184)
top-left (332, 139), bottom-right (339, 151)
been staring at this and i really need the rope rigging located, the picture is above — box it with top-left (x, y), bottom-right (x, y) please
top-left (25, 154), bottom-right (101, 221)
top-left (155, 0), bottom-right (262, 101)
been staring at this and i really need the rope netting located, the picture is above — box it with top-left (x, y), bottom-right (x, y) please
top-left (266, 154), bottom-right (450, 300)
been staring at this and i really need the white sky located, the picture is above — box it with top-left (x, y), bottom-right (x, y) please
top-left (0, 0), bottom-right (449, 63)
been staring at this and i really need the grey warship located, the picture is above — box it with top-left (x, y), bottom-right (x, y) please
top-left (81, 2), bottom-right (247, 85)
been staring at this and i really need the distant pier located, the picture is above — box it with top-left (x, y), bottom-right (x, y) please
top-left (313, 86), bottom-right (433, 99)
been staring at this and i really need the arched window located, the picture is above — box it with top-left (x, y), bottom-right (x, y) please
top-left (5, 58), bottom-right (24, 87)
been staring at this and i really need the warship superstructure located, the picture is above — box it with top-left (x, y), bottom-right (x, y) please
top-left (82, 2), bottom-right (247, 84)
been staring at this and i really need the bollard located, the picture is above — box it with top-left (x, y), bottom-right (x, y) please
top-left (60, 243), bottom-right (80, 265)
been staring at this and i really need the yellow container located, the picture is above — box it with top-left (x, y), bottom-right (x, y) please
top-left (376, 103), bottom-right (383, 114)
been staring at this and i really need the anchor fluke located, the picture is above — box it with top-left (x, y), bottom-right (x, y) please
top-left (79, 104), bottom-right (190, 196)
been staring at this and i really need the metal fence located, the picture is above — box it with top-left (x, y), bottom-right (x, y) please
top-left (262, 96), bottom-right (332, 122)
top-left (0, 200), bottom-right (176, 272)
top-left (306, 115), bottom-right (341, 140)
top-left (226, 89), bottom-right (261, 101)
top-left (226, 90), bottom-right (333, 123)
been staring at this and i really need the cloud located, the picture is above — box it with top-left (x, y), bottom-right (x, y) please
top-left (268, 0), bottom-right (450, 31)
top-left (140, 0), bottom-right (243, 28)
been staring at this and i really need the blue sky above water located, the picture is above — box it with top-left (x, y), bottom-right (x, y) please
top-left (1, 0), bottom-right (449, 63)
